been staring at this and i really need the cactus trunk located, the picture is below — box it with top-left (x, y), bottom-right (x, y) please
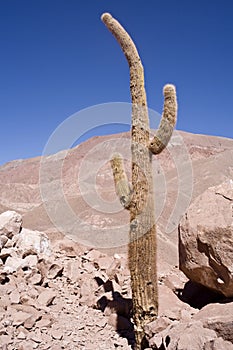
top-left (101, 13), bottom-right (177, 349)
top-left (129, 74), bottom-right (158, 346)
top-left (129, 142), bottom-right (158, 347)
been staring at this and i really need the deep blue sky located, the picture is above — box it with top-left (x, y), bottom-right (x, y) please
top-left (1, 0), bottom-right (233, 165)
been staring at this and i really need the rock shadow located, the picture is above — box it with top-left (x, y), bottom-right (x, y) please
top-left (96, 279), bottom-right (135, 348)
top-left (176, 280), bottom-right (233, 309)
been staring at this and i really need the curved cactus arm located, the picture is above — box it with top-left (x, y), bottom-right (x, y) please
top-left (102, 12), bottom-right (150, 215)
top-left (110, 153), bottom-right (132, 209)
top-left (101, 12), bottom-right (141, 71)
top-left (101, 13), bottom-right (148, 111)
top-left (149, 84), bottom-right (178, 155)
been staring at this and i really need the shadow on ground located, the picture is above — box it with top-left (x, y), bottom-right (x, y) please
top-left (176, 280), bottom-right (233, 309)
top-left (95, 278), bottom-right (136, 348)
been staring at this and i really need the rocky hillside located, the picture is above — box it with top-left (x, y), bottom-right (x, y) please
top-left (0, 130), bottom-right (233, 349)
top-left (0, 131), bottom-right (232, 259)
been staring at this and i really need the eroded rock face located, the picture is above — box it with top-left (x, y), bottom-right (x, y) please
top-left (179, 180), bottom-right (233, 297)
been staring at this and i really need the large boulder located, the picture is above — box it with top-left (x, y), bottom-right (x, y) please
top-left (179, 180), bottom-right (233, 297)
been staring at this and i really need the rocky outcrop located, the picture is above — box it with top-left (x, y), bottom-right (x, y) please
top-left (179, 180), bottom-right (233, 297)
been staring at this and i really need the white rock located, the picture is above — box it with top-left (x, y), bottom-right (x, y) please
top-left (16, 228), bottom-right (51, 256)
top-left (0, 211), bottom-right (22, 238)
top-left (3, 256), bottom-right (24, 273)
top-left (22, 254), bottom-right (38, 268)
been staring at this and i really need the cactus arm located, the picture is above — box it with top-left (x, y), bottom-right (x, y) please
top-left (110, 154), bottom-right (132, 209)
top-left (101, 13), bottom-right (149, 126)
top-left (101, 13), bottom-right (142, 70)
top-left (101, 12), bottom-right (150, 213)
top-left (149, 84), bottom-right (178, 154)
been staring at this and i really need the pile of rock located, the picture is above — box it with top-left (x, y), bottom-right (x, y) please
top-left (0, 211), bottom-right (133, 349)
top-left (0, 205), bottom-right (233, 350)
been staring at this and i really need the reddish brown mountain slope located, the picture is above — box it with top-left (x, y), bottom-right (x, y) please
top-left (0, 131), bottom-right (232, 263)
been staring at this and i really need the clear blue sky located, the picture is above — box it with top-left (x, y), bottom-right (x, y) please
top-left (1, 0), bottom-right (233, 165)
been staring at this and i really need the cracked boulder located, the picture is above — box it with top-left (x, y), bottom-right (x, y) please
top-left (179, 180), bottom-right (233, 297)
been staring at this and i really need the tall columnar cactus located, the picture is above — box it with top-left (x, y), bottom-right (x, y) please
top-left (101, 13), bottom-right (177, 349)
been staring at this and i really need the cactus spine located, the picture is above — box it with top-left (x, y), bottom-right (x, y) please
top-left (101, 13), bottom-right (177, 349)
